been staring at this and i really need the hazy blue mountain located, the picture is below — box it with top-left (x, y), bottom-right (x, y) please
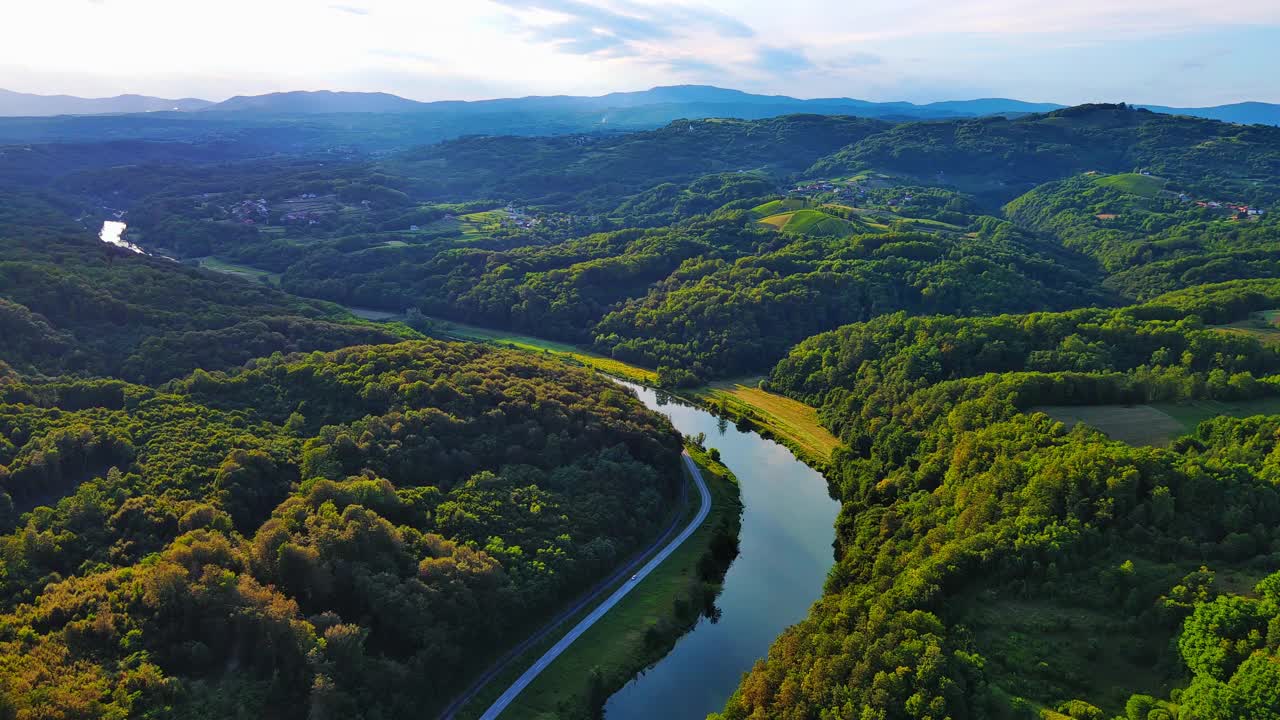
top-left (7, 85), bottom-right (1276, 127)
top-left (208, 90), bottom-right (426, 114)
top-left (922, 98), bottom-right (1064, 115)
top-left (196, 85), bottom-right (1066, 120)
top-left (0, 89), bottom-right (213, 116)
top-left (1138, 101), bottom-right (1280, 126)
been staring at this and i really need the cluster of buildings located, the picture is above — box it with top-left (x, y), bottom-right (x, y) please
top-left (788, 181), bottom-right (867, 203)
top-left (1193, 200), bottom-right (1266, 216)
top-left (231, 198), bottom-right (269, 224)
top-left (505, 205), bottom-right (543, 229)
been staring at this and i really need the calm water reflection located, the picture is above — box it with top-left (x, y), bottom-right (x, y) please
top-left (605, 382), bottom-right (839, 719)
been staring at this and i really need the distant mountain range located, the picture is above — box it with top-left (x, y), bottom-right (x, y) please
top-left (125, 86), bottom-right (1067, 120)
top-left (1, 85), bottom-right (1277, 128)
top-left (0, 89), bottom-right (213, 116)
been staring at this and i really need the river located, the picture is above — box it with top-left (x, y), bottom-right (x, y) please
top-left (606, 382), bottom-right (839, 719)
top-left (99, 220), bottom-right (146, 254)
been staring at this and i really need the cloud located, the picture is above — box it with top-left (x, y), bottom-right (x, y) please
top-left (1176, 47), bottom-right (1231, 72)
top-left (493, 0), bottom-right (755, 59)
top-left (755, 46), bottom-right (813, 73)
top-left (329, 4), bottom-right (370, 15)
top-left (665, 57), bottom-right (726, 76)
top-left (827, 51), bottom-right (882, 69)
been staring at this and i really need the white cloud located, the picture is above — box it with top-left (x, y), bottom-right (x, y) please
top-left (0, 0), bottom-right (1276, 104)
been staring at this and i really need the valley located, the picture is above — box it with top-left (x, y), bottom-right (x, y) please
top-left (2, 99), bottom-right (1280, 720)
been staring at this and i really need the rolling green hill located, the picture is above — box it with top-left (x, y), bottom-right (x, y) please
top-left (808, 103), bottom-right (1280, 206)
top-left (757, 208), bottom-right (863, 236)
top-left (750, 198), bottom-right (808, 217)
top-left (1094, 172), bottom-right (1166, 198)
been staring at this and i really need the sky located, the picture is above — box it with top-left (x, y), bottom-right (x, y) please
top-left (3, 0), bottom-right (1279, 106)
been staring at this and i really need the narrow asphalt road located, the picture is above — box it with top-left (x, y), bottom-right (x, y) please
top-left (473, 451), bottom-right (712, 720)
top-left (437, 455), bottom-right (692, 720)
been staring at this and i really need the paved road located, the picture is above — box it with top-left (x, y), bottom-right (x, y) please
top-left (475, 452), bottom-right (712, 720)
top-left (438, 458), bottom-right (693, 720)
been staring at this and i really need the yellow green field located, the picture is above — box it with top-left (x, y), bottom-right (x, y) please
top-left (757, 208), bottom-right (861, 236)
top-left (750, 198), bottom-right (808, 217)
top-left (429, 317), bottom-right (659, 385)
top-left (415, 209), bottom-right (510, 242)
top-left (1094, 172), bottom-right (1166, 198)
top-left (455, 447), bottom-right (740, 719)
top-left (693, 378), bottom-right (839, 465)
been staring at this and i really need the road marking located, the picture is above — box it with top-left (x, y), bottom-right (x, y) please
top-left (478, 452), bottom-right (712, 720)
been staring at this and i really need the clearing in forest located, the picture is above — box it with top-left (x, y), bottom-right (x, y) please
top-left (1037, 396), bottom-right (1280, 447)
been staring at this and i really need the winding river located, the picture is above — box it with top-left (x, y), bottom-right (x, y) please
top-left (606, 382), bottom-right (839, 719)
top-left (99, 220), bottom-right (145, 254)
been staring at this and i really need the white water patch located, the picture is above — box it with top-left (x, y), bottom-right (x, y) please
top-left (99, 221), bottom-right (146, 254)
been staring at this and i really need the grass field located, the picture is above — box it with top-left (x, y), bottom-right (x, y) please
top-left (758, 208), bottom-right (861, 237)
top-left (750, 198), bottom-right (808, 217)
top-left (1094, 172), bottom-right (1165, 198)
top-left (345, 306), bottom-right (402, 321)
top-left (1034, 404), bottom-right (1187, 446)
top-left (1036, 397), bottom-right (1280, 446)
top-left (456, 447), bottom-right (741, 720)
top-left (429, 317), bottom-right (659, 385)
top-left (195, 256), bottom-right (281, 286)
top-left (692, 378), bottom-right (839, 465)
top-left (1150, 397), bottom-right (1280, 429)
top-left (957, 554), bottom-right (1270, 718)
top-left (1213, 310), bottom-right (1280, 344)
top-left (409, 210), bottom-right (508, 242)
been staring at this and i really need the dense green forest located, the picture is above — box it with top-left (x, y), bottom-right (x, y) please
top-left (0, 176), bottom-right (687, 717)
top-left (4, 100), bottom-right (1280, 718)
top-left (0, 341), bottom-right (682, 718)
top-left (716, 280), bottom-right (1280, 718)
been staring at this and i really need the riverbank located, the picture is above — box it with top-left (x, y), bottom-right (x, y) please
top-left (454, 446), bottom-right (742, 719)
top-left (690, 378), bottom-right (838, 469)
top-left (424, 316), bottom-right (838, 471)
top-left (430, 316), bottom-right (659, 385)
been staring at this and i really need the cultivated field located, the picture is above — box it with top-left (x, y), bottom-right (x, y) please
top-left (195, 256), bottom-right (281, 286)
top-left (1036, 396), bottom-right (1280, 446)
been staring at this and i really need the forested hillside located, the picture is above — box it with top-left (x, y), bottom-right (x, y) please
top-left (809, 104), bottom-right (1280, 205)
top-left (0, 195), bottom-right (410, 383)
top-left (718, 280), bottom-right (1280, 718)
top-left (22, 105), bottom-right (1270, 387)
top-left (0, 341), bottom-right (682, 718)
top-left (0, 176), bottom-right (688, 717)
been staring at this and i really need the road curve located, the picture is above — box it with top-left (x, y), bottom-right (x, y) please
top-left (438, 457), bottom-right (692, 720)
top-left (477, 451), bottom-right (712, 720)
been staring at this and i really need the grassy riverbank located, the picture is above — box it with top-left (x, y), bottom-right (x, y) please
top-left (690, 378), bottom-right (839, 468)
top-left (455, 446), bottom-right (742, 720)
top-left (428, 316), bottom-right (659, 385)
top-left (423, 317), bottom-right (838, 469)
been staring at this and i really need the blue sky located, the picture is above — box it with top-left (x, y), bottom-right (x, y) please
top-left (4, 0), bottom-right (1278, 105)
